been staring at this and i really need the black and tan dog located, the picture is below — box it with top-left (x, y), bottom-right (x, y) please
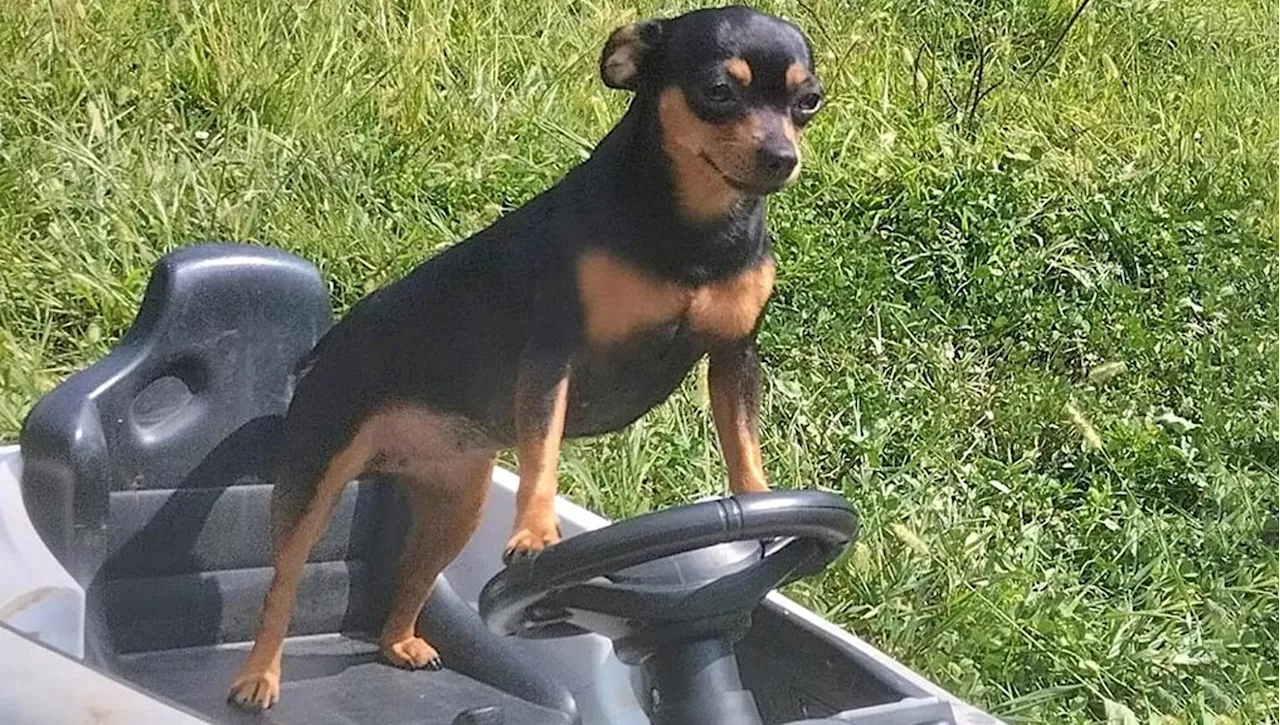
top-left (229, 5), bottom-right (823, 709)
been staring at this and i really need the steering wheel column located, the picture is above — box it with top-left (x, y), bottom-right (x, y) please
top-left (479, 491), bottom-right (858, 725)
top-left (643, 635), bottom-right (759, 725)
top-left (584, 537), bottom-right (825, 724)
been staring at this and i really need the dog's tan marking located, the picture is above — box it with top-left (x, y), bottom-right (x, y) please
top-left (659, 86), bottom-right (806, 212)
top-left (781, 116), bottom-right (802, 184)
top-left (578, 250), bottom-right (775, 344)
top-left (578, 251), bottom-right (686, 345)
top-left (725, 57), bottom-right (753, 86)
top-left (709, 347), bottom-right (768, 494)
top-left (231, 404), bottom-right (497, 710)
top-left (786, 62), bottom-right (810, 92)
top-left (781, 115), bottom-right (800, 145)
top-left (689, 259), bottom-right (776, 340)
top-left (380, 456), bottom-right (493, 667)
top-left (230, 437), bottom-right (371, 710)
top-left (783, 63), bottom-right (810, 184)
top-left (658, 87), bottom-right (753, 223)
top-left (363, 405), bottom-right (495, 476)
top-left (508, 373), bottom-right (569, 556)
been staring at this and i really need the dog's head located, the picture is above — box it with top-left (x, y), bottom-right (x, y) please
top-left (600, 6), bottom-right (822, 220)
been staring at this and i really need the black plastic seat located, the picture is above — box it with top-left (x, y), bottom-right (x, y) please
top-left (19, 243), bottom-right (575, 724)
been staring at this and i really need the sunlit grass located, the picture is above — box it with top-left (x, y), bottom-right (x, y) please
top-left (1, 1), bottom-right (1275, 722)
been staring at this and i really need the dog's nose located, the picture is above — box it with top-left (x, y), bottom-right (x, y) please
top-left (757, 144), bottom-right (798, 177)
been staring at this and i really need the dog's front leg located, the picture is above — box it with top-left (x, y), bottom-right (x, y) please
top-left (504, 341), bottom-right (572, 562)
top-left (709, 338), bottom-right (769, 495)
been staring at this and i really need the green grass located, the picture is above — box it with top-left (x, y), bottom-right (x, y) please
top-left (1, 0), bottom-right (1276, 722)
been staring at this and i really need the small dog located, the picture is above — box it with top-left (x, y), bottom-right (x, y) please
top-left (229, 5), bottom-right (823, 709)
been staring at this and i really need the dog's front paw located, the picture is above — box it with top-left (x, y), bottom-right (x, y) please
top-left (381, 635), bottom-right (443, 670)
top-left (228, 669), bottom-right (281, 710)
top-left (503, 517), bottom-right (561, 563)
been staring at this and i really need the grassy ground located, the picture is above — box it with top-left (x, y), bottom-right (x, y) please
top-left (1, 0), bottom-right (1276, 722)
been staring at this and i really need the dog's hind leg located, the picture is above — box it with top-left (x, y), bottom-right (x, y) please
top-left (228, 436), bottom-right (370, 710)
top-left (379, 453), bottom-right (494, 669)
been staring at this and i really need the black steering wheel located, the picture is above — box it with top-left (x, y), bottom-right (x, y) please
top-left (478, 491), bottom-right (858, 725)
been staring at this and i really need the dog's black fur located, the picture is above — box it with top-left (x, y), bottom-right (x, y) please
top-left (230, 6), bottom-right (822, 710)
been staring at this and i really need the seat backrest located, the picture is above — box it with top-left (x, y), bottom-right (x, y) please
top-left (19, 244), bottom-right (396, 661)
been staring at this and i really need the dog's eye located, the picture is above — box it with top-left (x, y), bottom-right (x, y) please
top-left (795, 92), bottom-right (823, 113)
top-left (705, 82), bottom-right (734, 103)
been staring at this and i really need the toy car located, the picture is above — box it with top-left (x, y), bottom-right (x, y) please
top-left (0, 244), bottom-right (1000, 725)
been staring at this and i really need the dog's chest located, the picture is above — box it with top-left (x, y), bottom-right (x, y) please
top-left (575, 250), bottom-right (775, 346)
top-left (561, 249), bottom-right (774, 438)
top-left (564, 326), bottom-right (703, 437)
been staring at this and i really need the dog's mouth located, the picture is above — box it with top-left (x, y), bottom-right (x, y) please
top-left (698, 152), bottom-right (782, 195)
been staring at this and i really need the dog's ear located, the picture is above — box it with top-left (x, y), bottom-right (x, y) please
top-left (600, 20), bottom-right (664, 91)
